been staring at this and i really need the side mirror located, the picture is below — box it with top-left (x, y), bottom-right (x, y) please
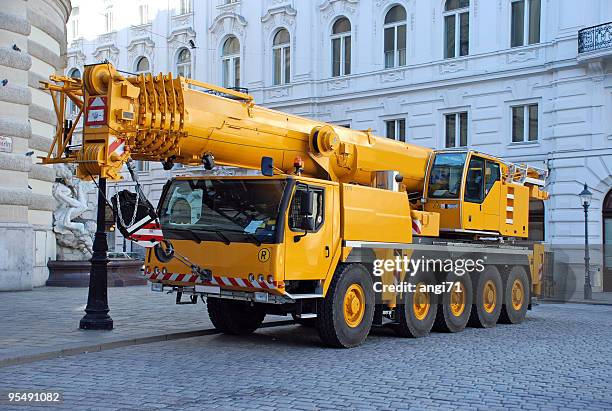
top-left (261, 156), bottom-right (274, 177)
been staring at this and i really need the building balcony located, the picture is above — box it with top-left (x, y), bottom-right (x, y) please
top-left (578, 22), bottom-right (612, 61)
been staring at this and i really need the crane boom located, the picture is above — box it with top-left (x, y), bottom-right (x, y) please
top-left (41, 63), bottom-right (431, 192)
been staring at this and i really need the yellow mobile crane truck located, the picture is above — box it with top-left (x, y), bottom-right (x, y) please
top-left (41, 63), bottom-right (548, 347)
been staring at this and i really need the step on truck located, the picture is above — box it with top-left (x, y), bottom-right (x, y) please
top-left (41, 63), bottom-right (548, 347)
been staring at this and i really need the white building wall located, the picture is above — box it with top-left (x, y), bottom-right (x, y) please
top-left (66, 0), bottom-right (612, 296)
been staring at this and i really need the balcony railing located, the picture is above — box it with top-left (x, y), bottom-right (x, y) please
top-left (578, 22), bottom-right (612, 53)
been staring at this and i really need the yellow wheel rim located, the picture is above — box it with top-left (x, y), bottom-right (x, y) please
top-left (450, 281), bottom-right (466, 317)
top-left (343, 284), bottom-right (365, 328)
top-left (413, 282), bottom-right (430, 321)
top-left (511, 279), bottom-right (524, 311)
top-left (483, 280), bottom-right (497, 314)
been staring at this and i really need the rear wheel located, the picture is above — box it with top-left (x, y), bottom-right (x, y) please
top-left (468, 266), bottom-right (503, 328)
top-left (499, 266), bottom-right (530, 324)
top-left (207, 297), bottom-right (266, 335)
top-left (317, 264), bottom-right (375, 348)
top-left (394, 270), bottom-right (438, 338)
top-left (433, 271), bottom-right (473, 333)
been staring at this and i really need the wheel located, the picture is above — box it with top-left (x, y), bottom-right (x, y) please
top-left (207, 297), bottom-right (266, 335)
top-left (291, 313), bottom-right (316, 327)
top-left (468, 266), bottom-right (503, 328)
top-left (394, 270), bottom-right (438, 338)
top-left (499, 266), bottom-right (530, 324)
top-left (317, 263), bottom-right (375, 348)
top-left (433, 271), bottom-right (473, 333)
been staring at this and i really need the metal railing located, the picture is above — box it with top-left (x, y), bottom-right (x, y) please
top-left (578, 21), bottom-right (612, 53)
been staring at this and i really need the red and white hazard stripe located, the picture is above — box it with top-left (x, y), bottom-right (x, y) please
top-left (412, 219), bottom-right (422, 235)
top-left (144, 270), bottom-right (278, 290)
top-left (129, 221), bottom-right (164, 247)
top-left (108, 135), bottom-right (125, 157)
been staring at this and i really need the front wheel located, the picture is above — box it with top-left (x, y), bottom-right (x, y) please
top-left (207, 297), bottom-right (266, 335)
top-left (317, 264), bottom-right (375, 348)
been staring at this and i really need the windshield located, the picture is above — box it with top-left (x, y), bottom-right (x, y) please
top-left (428, 152), bottom-right (467, 199)
top-left (159, 178), bottom-right (288, 244)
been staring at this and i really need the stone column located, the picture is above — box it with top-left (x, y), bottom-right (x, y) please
top-left (0, 0), bottom-right (70, 291)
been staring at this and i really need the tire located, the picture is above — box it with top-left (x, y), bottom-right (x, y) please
top-left (394, 270), bottom-right (438, 338)
top-left (433, 271), bottom-right (473, 333)
top-left (207, 297), bottom-right (266, 335)
top-left (317, 263), bottom-right (375, 348)
top-left (291, 313), bottom-right (317, 327)
top-left (468, 266), bottom-right (503, 328)
top-left (499, 266), bottom-right (530, 324)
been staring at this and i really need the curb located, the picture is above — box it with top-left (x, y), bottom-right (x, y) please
top-left (0, 320), bottom-right (295, 369)
top-left (540, 299), bottom-right (612, 306)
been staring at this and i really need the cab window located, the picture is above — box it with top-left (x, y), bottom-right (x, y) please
top-left (485, 161), bottom-right (500, 195)
top-left (428, 152), bottom-right (467, 199)
top-left (289, 185), bottom-right (324, 231)
top-left (464, 157), bottom-right (485, 203)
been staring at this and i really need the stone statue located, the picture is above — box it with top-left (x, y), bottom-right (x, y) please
top-left (52, 164), bottom-right (95, 260)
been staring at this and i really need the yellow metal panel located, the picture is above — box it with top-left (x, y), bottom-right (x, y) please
top-left (341, 184), bottom-right (412, 244)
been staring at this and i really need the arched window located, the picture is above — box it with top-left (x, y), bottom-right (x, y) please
top-left (444, 0), bottom-right (469, 58)
top-left (272, 29), bottom-right (290, 85)
top-left (222, 36), bottom-right (240, 88)
top-left (384, 5), bottom-right (407, 68)
top-left (134, 56), bottom-right (150, 74)
top-left (604, 191), bottom-right (612, 292)
top-left (176, 48), bottom-right (191, 78)
top-left (331, 17), bottom-right (351, 77)
top-left (68, 68), bottom-right (81, 116)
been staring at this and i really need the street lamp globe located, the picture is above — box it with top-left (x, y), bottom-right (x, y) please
top-left (579, 183), bottom-right (592, 207)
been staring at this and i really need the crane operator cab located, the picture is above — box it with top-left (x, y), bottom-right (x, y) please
top-left (423, 150), bottom-right (547, 238)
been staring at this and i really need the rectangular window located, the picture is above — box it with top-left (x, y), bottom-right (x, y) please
top-left (332, 38), bottom-right (341, 77)
top-left (136, 161), bottom-right (149, 172)
top-left (139, 4), bottom-right (149, 25)
top-left (512, 104), bottom-right (538, 142)
top-left (444, 15), bottom-right (456, 58)
top-left (511, 0), bottom-right (540, 47)
top-left (445, 112), bottom-right (468, 148)
top-left (384, 27), bottom-right (395, 68)
top-left (284, 47), bottom-right (290, 84)
top-left (234, 57), bottom-right (240, 87)
top-left (273, 48), bottom-right (281, 85)
top-left (344, 36), bottom-right (351, 75)
top-left (459, 12), bottom-right (469, 56)
top-left (385, 119), bottom-right (406, 143)
top-left (397, 25), bottom-right (406, 66)
top-left (179, 0), bottom-right (192, 14)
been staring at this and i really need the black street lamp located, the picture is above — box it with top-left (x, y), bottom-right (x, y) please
top-left (579, 182), bottom-right (593, 301)
top-left (79, 177), bottom-right (113, 330)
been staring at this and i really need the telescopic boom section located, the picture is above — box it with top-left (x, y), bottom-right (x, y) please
top-left (41, 63), bottom-right (431, 190)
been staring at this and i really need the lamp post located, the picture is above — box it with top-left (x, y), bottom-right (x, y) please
top-left (79, 177), bottom-right (113, 330)
top-left (579, 182), bottom-right (593, 301)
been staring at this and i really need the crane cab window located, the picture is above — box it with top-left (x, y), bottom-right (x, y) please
top-left (464, 157), bottom-right (485, 203)
top-left (485, 161), bottom-right (500, 195)
top-left (428, 152), bottom-right (467, 199)
top-left (289, 185), bottom-right (324, 232)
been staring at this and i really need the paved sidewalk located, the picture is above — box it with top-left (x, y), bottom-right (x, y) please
top-left (0, 285), bottom-right (286, 366)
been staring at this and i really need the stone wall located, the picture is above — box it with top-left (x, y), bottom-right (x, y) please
top-left (0, 0), bottom-right (70, 291)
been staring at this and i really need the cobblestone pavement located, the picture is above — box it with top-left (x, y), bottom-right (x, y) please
top-left (0, 286), bottom-right (230, 363)
top-left (1, 303), bottom-right (611, 410)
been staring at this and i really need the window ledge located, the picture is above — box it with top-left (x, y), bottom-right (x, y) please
top-left (507, 141), bottom-right (540, 148)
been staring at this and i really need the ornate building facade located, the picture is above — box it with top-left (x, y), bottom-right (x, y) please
top-left (64, 0), bottom-right (612, 298)
top-left (0, 0), bottom-right (71, 290)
